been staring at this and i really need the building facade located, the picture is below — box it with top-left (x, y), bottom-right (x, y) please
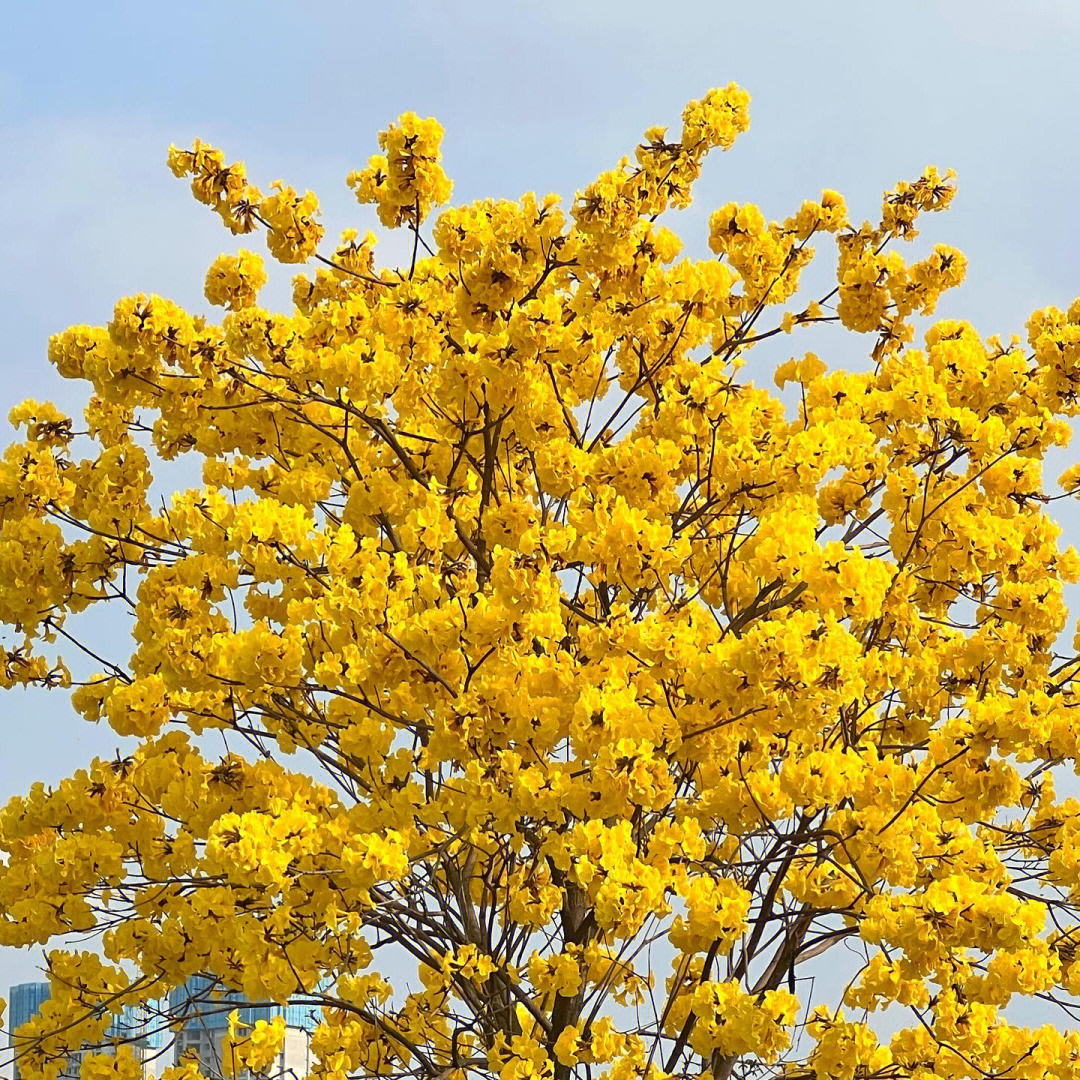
top-left (8, 979), bottom-right (316, 1080)
top-left (8, 982), bottom-right (156, 1080)
top-left (9, 983), bottom-right (53, 1080)
top-left (159, 977), bottom-right (316, 1078)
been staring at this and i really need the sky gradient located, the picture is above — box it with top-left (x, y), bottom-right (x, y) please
top-left (1, 0), bottom-right (1079, 1025)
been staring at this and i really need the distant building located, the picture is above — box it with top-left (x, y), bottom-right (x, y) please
top-left (8, 983), bottom-right (52, 1080)
top-left (7, 982), bottom-right (157, 1080)
top-left (166, 976), bottom-right (316, 1079)
top-left (9, 977), bottom-right (317, 1080)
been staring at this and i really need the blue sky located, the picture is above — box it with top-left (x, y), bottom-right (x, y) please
top-left (1, 0), bottom-right (1079, 1020)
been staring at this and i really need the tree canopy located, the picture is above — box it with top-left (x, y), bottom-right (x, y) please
top-left (4, 83), bottom-right (1080, 1080)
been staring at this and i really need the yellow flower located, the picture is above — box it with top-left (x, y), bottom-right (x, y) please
top-left (204, 250), bottom-right (267, 310)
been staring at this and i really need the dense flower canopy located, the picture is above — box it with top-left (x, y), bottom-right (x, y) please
top-left (4, 83), bottom-right (1080, 1080)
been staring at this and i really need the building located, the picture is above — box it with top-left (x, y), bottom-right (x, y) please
top-left (166, 977), bottom-right (317, 1079)
top-left (7, 982), bottom-right (157, 1080)
top-left (8, 983), bottom-right (52, 1080)
top-left (9, 978), bottom-right (316, 1080)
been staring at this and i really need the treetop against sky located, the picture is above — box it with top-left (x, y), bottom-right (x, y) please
top-left (2, 6), bottom-right (1080, 1080)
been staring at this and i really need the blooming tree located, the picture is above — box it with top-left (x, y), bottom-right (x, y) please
top-left (3, 84), bottom-right (1080, 1080)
